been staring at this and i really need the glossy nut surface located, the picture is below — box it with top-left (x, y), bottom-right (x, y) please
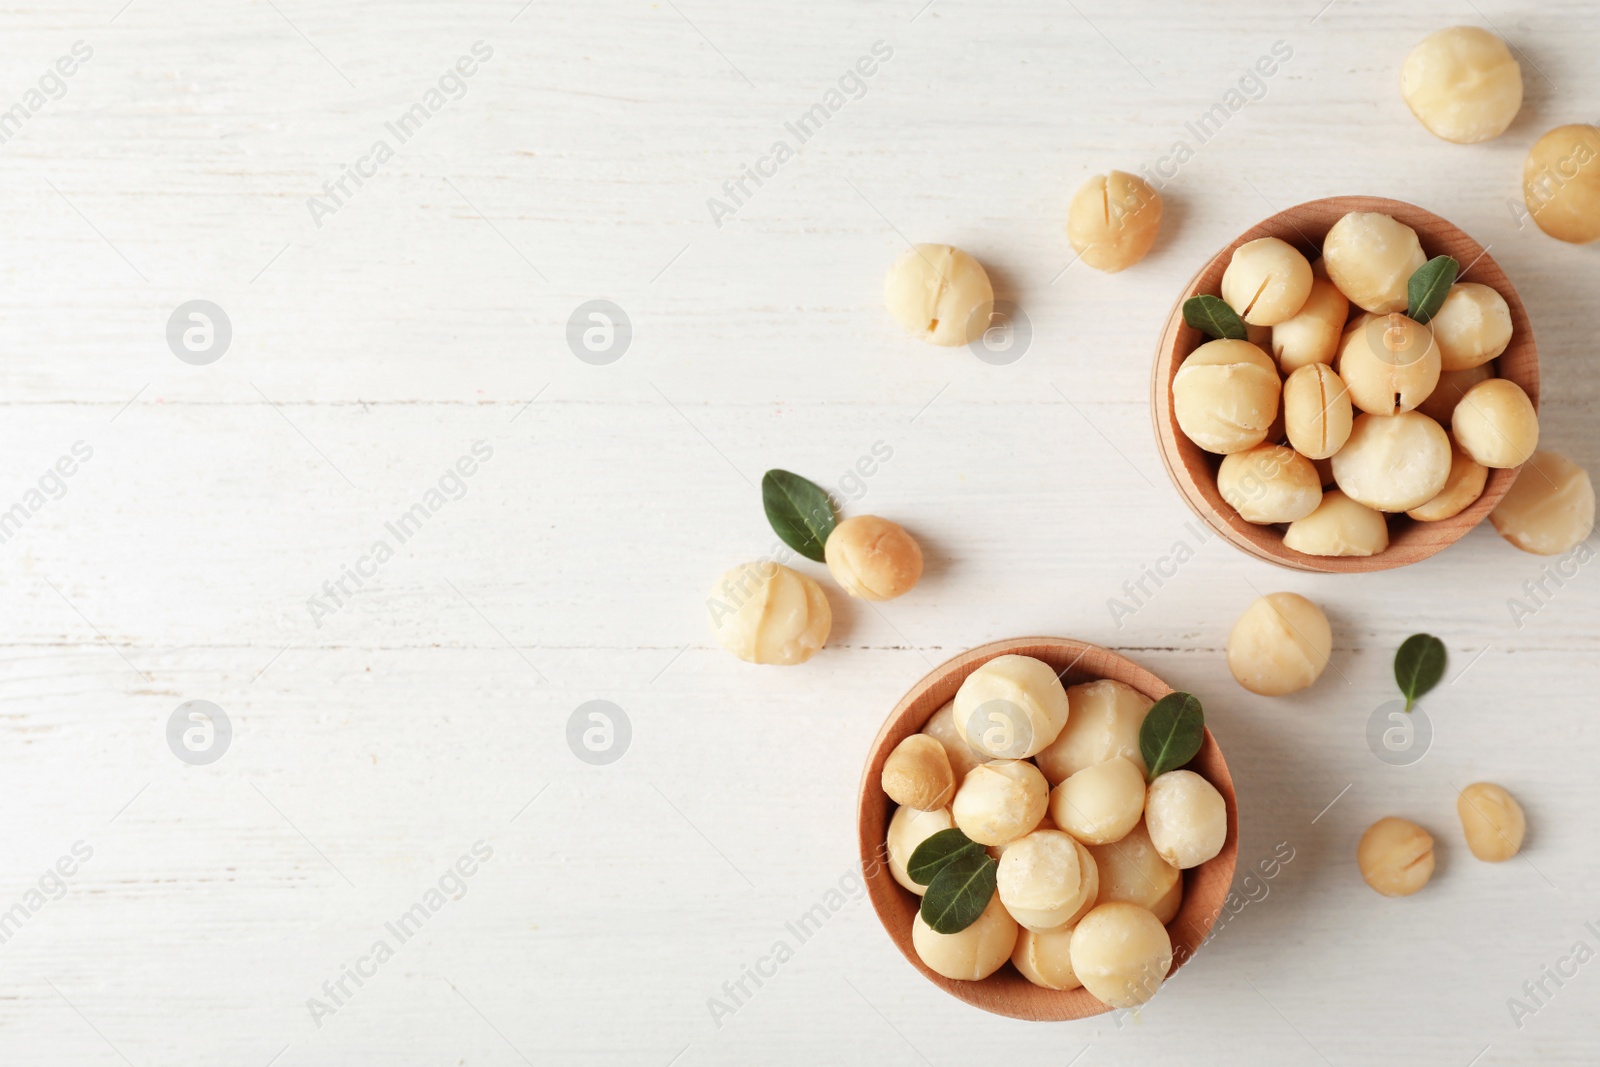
top-left (951, 760), bottom-right (1050, 847)
top-left (1227, 592), bottom-right (1332, 696)
top-left (1218, 444), bottom-right (1323, 524)
top-left (1430, 283), bottom-right (1512, 371)
top-left (1337, 314), bottom-right (1442, 416)
top-left (997, 829), bottom-right (1099, 931)
top-left (1035, 679), bottom-right (1151, 784)
top-left (912, 893), bottom-right (1018, 980)
top-left (1049, 756), bottom-right (1146, 846)
top-left (1221, 237), bottom-right (1314, 326)
top-left (1322, 211), bottom-right (1427, 314)
top-left (1524, 125), bottom-right (1600, 244)
top-left (1144, 770), bottom-right (1228, 869)
top-left (707, 562), bottom-right (831, 664)
top-left (1068, 171), bottom-right (1164, 273)
top-left (1457, 782), bottom-right (1526, 862)
top-left (1416, 363), bottom-right (1494, 426)
top-left (1400, 26), bottom-right (1523, 144)
top-left (886, 805), bottom-right (953, 895)
top-left (825, 515), bottom-right (924, 601)
top-left (1172, 339), bottom-right (1282, 454)
top-left (1357, 817), bottom-right (1435, 897)
top-left (1070, 904), bottom-right (1173, 1008)
top-left (953, 654), bottom-right (1071, 759)
top-left (1332, 411), bottom-right (1452, 512)
top-left (1272, 277), bottom-right (1349, 373)
top-left (1490, 450), bottom-right (1595, 554)
top-left (1452, 378), bottom-right (1538, 468)
top-left (1283, 363), bottom-right (1354, 460)
top-left (884, 243), bottom-right (995, 345)
top-left (1406, 442), bottom-right (1488, 522)
top-left (882, 734), bottom-right (955, 811)
top-left (1283, 490), bottom-right (1390, 557)
top-left (920, 700), bottom-right (991, 782)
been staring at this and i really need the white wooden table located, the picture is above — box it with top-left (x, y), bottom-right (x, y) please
top-left (2, 1), bottom-right (1597, 1063)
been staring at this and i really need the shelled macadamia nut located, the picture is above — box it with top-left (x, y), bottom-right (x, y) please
top-left (952, 760), bottom-right (1050, 846)
top-left (1357, 817), bottom-right (1435, 897)
top-left (953, 654), bottom-right (1070, 759)
top-left (1406, 443), bottom-right (1488, 522)
top-left (1150, 875), bottom-right (1184, 925)
top-left (1012, 926), bottom-right (1082, 990)
top-left (1086, 820), bottom-right (1180, 912)
top-left (1070, 903), bottom-right (1173, 1008)
top-left (825, 515), bottom-right (923, 601)
top-left (987, 813), bottom-right (1056, 862)
top-left (708, 562), bottom-right (831, 665)
top-left (920, 701), bottom-right (990, 782)
top-left (882, 734), bottom-right (955, 811)
top-left (1401, 27), bottom-right (1523, 144)
top-left (912, 893), bottom-right (1018, 980)
top-left (997, 829), bottom-right (1099, 931)
top-left (1337, 314), bottom-right (1442, 416)
top-left (1332, 411), bottom-right (1453, 512)
top-left (887, 805), bottom-right (954, 895)
top-left (1217, 445), bottom-right (1323, 524)
top-left (1284, 490), bottom-right (1390, 557)
top-left (1172, 339), bottom-right (1282, 454)
top-left (1145, 770), bottom-right (1227, 869)
top-left (1283, 363), bottom-right (1354, 460)
top-left (1067, 171), bottom-right (1164, 273)
top-left (1227, 592), bottom-right (1332, 696)
top-left (1457, 782), bottom-right (1526, 862)
top-left (1524, 125), bottom-right (1600, 244)
top-left (1453, 378), bottom-right (1538, 468)
top-left (1416, 363), bottom-right (1494, 426)
top-left (1272, 277), bottom-right (1350, 373)
top-left (1322, 212), bottom-right (1428, 314)
top-left (1050, 756), bottom-right (1146, 846)
top-left (1430, 283), bottom-right (1512, 370)
top-left (1490, 450), bottom-right (1596, 554)
top-left (1036, 679), bottom-right (1151, 784)
top-left (1221, 237), bottom-right (1314, 326)
top-left (884, 243), bottom-right (994, 346)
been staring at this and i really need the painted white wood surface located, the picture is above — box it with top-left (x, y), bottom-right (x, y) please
top-left (1, 0), bottom-right (1597, 1063)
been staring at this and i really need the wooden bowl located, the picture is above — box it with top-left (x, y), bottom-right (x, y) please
top-left (1152, 196), bottom-right (1540, 573)
top-left (857, 637), bottom-right (1238, 1021)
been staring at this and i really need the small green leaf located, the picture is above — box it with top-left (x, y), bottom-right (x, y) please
top-left (1140, 691), bottom-right (1205, 781)
top-left (1406, 256), bottom-right (1459, 325)
top-left (1394, 634), bottom-right (1446, 712)
top-left (761, 469), bottom-right (837, 563)
top-left (906, 827), bottom-right (985, 886)
top-left (1182, 295), bottom-right (1248, 340)
top-left (918, 851), bottom-right (998, 934)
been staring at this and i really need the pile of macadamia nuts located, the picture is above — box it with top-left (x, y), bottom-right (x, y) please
top-left (881, 655), bottom-right (1229, 1008)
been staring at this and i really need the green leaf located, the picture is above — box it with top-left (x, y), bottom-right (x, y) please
top-left (761, 469), bottom-right (837, 563)
top-left (1394, 634), bottom-right (1446, 712)
top-left (1182, 295), bottom-right (1248, 340)
top-left (1139, 691), bottom-right (1205, 781)
top-left (918, 851), bottom-right (998, 934)
top-left (906, 827), bottom-right (985, 886)
top-left (1406, 256), bottom-right (1459, 325)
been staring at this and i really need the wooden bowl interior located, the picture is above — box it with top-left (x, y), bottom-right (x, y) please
top-left (1151, 196), bottom-right (1541, 573)
top-left (857, 638), bottom-right (1239, 1021)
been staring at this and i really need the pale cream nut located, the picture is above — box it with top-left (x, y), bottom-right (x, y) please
top-left (1490, 450), bottom-right (1595, 554)
top-left (1357, 817), bottom-right (1435, 897)
top-left (953, 654), bottom-right (1070, 759)
top-left (1067, 170), bottom-right (1164, 273)
top-left (1429, 283), bottom-right (1512, 370)
top-left (707, 562), bottom-right (831, 665)
top-left (1049, 756), bottom-right (1146, 846)
top-left (1457, 782), bottom-right (1526, 862)
top-left (882, 734), bottom-right (955, 811)
top-left (951, 760), bottom-right (1050, 847)
top-left (1144, 770), bottom-right (1227, 870)
top-left (1172, 339), bottom-right (1282, 455)
top-left (920, 701), bottom-right (990, 782)
top-left (1227, 592), bottom-right (1332, 696)
top-left (997, 829), bottom-right (1099, 931)
top-left (1453, 378), bottom-right (1538, 468)
top-left (987, 812), bottom-right (1056, 862)
top-left (1221, 237), bottom-right (1314, 326)
top-left (1336, 313), bottom-right (1442, 416)
top-left (886, 805), bottom-right (953, 896)
top-left (1085, 820), bottom-right (1179, 913)
top-left (1416, 363), bottom-right (1494, 426)
top-left (1217, 444), bottom-right (1323, 524)
top-left (883, 243), bottom-right (995, 345)
top-left (1524, 125), bottom-right (1600, 244)
top-left (1322, 212), bottom-right (1427, 314)
top-left (1035, 679), bottom-right (1151, 784)
top-left (1332, 411), bottom-right (1453, 512)
top-left (1070, 903), bottom-right (1173, 1008)
top-left (912, 893), bottom-right (1018, 981)
top-left (825, 515), bottom-right (923, 601)
top-left (1150, 875), bottom-right (1183, 925)
top-left (1283, 490), bottom-right (1390, 557)
top-left (1406, 442), bottom-right (1488, 522)
top-left (1400, 26), bottom-right (1523, 144)
top-left (1272, 277), bottom-right (1350, 373)
top-left (1012, 926), bottom-right (1082, 990)
top-left (1283, 363), bottom-right (1354, 460)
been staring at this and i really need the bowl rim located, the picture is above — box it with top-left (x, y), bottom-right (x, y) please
top-left (1150, 195), bottom-right (1541, 573)
top-left (857, 636), bottom-right (1239, 1021)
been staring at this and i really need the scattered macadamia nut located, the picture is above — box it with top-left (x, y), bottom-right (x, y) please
top-left (1070, 903), bottom-right (1173, 1008)
top-left (1036, 679), bottom-right (1151, 784)
top-left (1067, 171), bottom-right (1164, 273)
top-left (1452, 378), bottom-right (1538, 468)
top-left (1227, 592), bottom-right (1332, 696)
top-left (825, 515), bottom-right (923, 601)
top-left (1457, 782), bottom-right (1527, 862)
top-left (1272, 277), bottom-right (1350, 373)
top-left (1145, 770), bottom-right (1228, 870)
top-left (952, 760), bottom-right (1050, 846)
top-left (1050, 756), bottom-right (1146, 846)
top-left (882, 734), bottom-right (955, 811)
top-left (921, 701), bottom-right (991, 782)
top-left (1221, 237), bottom-right (1314, 326)
top-left (997, 829), bottom-right (1099, 931)
top-left (707, 562), bottom-right (831, 665)
top-left (1491, 450), bottom-right (1596, 554)
top-left (1172, 339), bottom-right (1282, 454)
top-left (1337, 314), bottom-right (1442, 416)
top-left (953, 655), bottom-right (1070, 759)
top-left (1284, 490), bottom-right (1390, 557)
top-left (1150, 875), bottom-right (1183, 925)
top-left (1218, 444), bottom-right (1323, 524)
top-left (1401, 27), bottom-right (1523, 144)
top-left (1430, 283), bottom-right (1512, 370)
top-left (1406, 443), bottom-right (1488, 522)
top-left (1085, 820), bottom-right (1179, 912)
top-left (1416, 363), bottom-right (1494, 426)
top-left (1012, 926), bottom-right (1082, 990)
top-left (883, 243), bottom-right (994, 346)
top-left (1332, 411), bottom-right (1453, 512)
top-left (886, 805), bottom-right (954, 896)
top-left (1524, 125), bottom-right (1600, 244)
top-left (1322, 212), bottom-right (1428, 314)
top-left (912, 893), bottom-right (1018, 981)
top-left (1283, 363), bottom-right (1354, 460)
top-left (1357, 817), bottom-right (1435, 897)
